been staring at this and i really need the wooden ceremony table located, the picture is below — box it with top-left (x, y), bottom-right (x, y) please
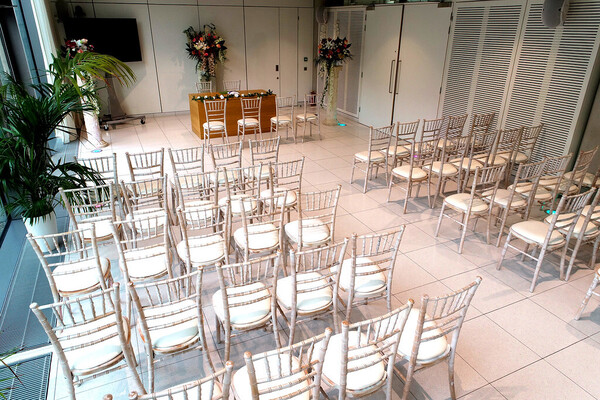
top-left (189, 90), bottom-right (276, 139)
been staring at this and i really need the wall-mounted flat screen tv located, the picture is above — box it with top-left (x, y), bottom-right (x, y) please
top-left (63, 18), bottom-right (142, 62)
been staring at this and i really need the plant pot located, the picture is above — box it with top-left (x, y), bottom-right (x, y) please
top-left (24, 212), bottom-right (57, 251)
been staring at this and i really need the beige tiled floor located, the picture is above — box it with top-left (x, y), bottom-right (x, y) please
top-left (48, 112), bottom-right (600, 399)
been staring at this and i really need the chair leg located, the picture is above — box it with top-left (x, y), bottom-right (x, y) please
top-left (496, 207), bottom-right (508, 247)
top-left (529, 247), bottom-right (548, 292)
top-left (350, 159), bottom-right (356, 184)
top-left (435, 203), bottom-right (446, 238)
top-left (448, 352), bottom-right (457, 400)
top-left (575, 274), bottom-right (599, 320)
top-left (458, 212), bottom-right (470, 254)
top-left (497, 231), bottom-right (512, 270)
top-left (590, 236), bottom-right (600, 269)
top-left (402, 362), bottom-right (416, 400)
top-left (563, 239), bottom-right (580, 281)
top-left (403, 180), bottom-right (412, 214)
top-left (387, 174), bottom-right (395, 203)
top-left (363, 163), bottom-right (370, 193)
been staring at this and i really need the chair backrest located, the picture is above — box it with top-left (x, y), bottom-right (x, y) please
top-left (128, 362), bottom-right (233, 400)
top-left (111, 211), bottom-right (172, 283)
top-left (222, 165), bottom-right (264, 203)
top-left (250, 137), bottom-right (280, 165)
top-left (125, 148), bottom-right (164, 181)
top-left (468, 112), bottom-right (495, 136)
top-left (209, 141), bottom-right (243, 170)
top-left (509, 159), bottom-right (547, 219)
top-left (547, 190), bottom-right (596, 244)
top-left (276, 95), bottom-right (296, 118)
top-left (243, 328), bottom-right (332, 400)
top-left (471, 165), bottom-right (506, 199)
top-left (121, 176), bottom-right (168, 215)
top-left (518, 123), bottom-right (543, 158)
top-left (203, 99), bottom-right (227, 128)
top-left (177, 201), bottom-right (229, 272)
top-left (569, 146), bottom-right (598, 191)
top-left (343, 228), bottom-right (405, 319)
top-left (75, 153), bottom-right (118, 183)
top-left (471, 130), bottom-right (500, 165)
top-left (223, 80), bottom-right (241, 91)
top-left (30, 284), bottom-right (141, 392)
top-left (396, 120), bottom-right (420, 145)
top-left (196, 81), bottom-right (213, 93)
top-left (128, 270), bottom-right (207, 357)
top-left (332, 302), bottom-right (413, 397)
top-left (27, 226), bottom-right (105, 302)
top-left (175, 170), bottom-right (218, 211)
top-left (241, 97), bottom-right (261, 123)
top-left (444, 113), bottom-right (468, 138)
top-left (368, 124), bottom-right (394, 156)
top-left (238, 190), bottom-right (287, 260)
top-left (541, 153), bottom-right (572, 210)
top-left (269, 158), bottom-right (304, 193)
top-left (303, 93), bottom-right (321, 119)
top-left (168, 146), bottom-right (205, 175)
top-left (60, 184), bottom-right (117, 228)
top-left (421, 117), bottom-right (444, 141)
top-left (494, 127), bottom-right (522, 161)
top-left (408, 278), bottom-right (482, 364)
top-left (296, 185), bottom-right (342, 248)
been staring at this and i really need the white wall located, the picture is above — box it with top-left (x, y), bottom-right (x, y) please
top-left (53, 0), bottom-right (313, 114)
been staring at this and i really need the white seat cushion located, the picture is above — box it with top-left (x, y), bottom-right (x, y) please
top-left (296, 113), bottom-right (317, 121)
top-left (210, 169), bottom-right (239, 185)
top-left (182, 200), bottom-right (217, 221)
top-left (53, 257), bottom-right (110, 294)
top-left (513, 151), bottom-right (529, 163)
top-left (59, 314), bottom-right (129, 375)
top-left (260, 188), bottom-right (298, 208)
top-left (176, 234), bottom-right (226, 266)
top-left (385, 145), bottom-right (410, 157)
top-left (237, 118), bottom-right (260, 127)
top-left (277, 272), bottom-right (332, 313)
top-left (539, 175), bottom-right (560, 187)
top-left (203, 121), bottom-right (225, 132)
top-left (507, 183), bottom-right (552, 201)
top-left (510, 220), bottom-right (565, 246)
top-left (125, 246), bottom-right (169, 280)
top-left (212, 282), bottom-right (271, 327)
top-left (271, 115), bottom-right (292, 125)
top-left (284, 219), bottom-right (330, 246)
top-left (564, 171), bottom-right (596, 187)
top-left (234, 224), bottom-right (279, 252)
top-left (322, 331), bottom-right (386, 392)
top-left (544, 213), bottom-right (599, 238)
top-left (219, 194), bottom-right (257, 216)
top-left (396, 309), bottom-right (450, 363)
top-left (233, 354), bottom-right (309, 400)
top-left (139, 299), bottom-right (199, 352)
top-left (354, 151), bottom-right (386, 163)
top-left (128, 208), bottom-right (167, 231)
top-left (583, 205), bottom-right (600, 220)
top-left (423, 161), bottom-right (458, 176)
top-left (78, 216), bottom-right (117, 240)
top-left (450, 158), bottom-right (483, 171)
top-left (332, 257), bottom-right (387, 294)
top-left (444, 193), bottom-right (489, 213)
top-left (485, 188), bottom-right (527, 208)
top-left (391, 165), bottom-right (427, 180)
top-left (474, 154), bottom-right (507, 166)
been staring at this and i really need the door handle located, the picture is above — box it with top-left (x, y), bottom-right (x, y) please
top-left (395, 60), bottom-right (402, 94)
top-left (388, 60), bottom-right (395, 94)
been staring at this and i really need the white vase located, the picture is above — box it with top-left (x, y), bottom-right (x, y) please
top-left (24, 212), bottom-right (58, 252)
top-left (77, 76), bottom-right (108, 148)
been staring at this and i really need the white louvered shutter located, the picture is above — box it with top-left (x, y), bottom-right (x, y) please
top-left (503, 0), bottom-right (600, 161)
top-left (441, 0), bottom-right (525, 130)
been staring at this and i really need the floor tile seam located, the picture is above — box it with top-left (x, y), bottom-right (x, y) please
top-left (527, 291), bottom-right (597, 337)
top-left (488, 356), bottom-right (598, 400)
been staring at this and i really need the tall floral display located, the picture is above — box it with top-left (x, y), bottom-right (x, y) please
top-left (65, 39), bottom-right (107, 147)
top-left (184, 24), bottom-right (227, 84)
top-left (317, 36), bottom-right (352, 125)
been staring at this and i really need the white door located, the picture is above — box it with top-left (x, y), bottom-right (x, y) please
top-left (245, 7), bottom-right (280, 93)
top-left (393, 4), bottom-right (451, 123)
top-left (358, 5), bottom-right (403, 127)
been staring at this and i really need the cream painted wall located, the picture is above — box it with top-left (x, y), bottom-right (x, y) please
top-left (53, 0), bottom-right (313, 114)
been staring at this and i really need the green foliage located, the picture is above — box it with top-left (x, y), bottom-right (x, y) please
top-left (0, 347), bottom-right (22, 399)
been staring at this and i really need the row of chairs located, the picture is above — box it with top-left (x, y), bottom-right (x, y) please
top-left (200, 93), bottom-right (322, 144)
top-left (75, 138), bottom-right (283, 184)
top-left (41, 244), bottom-right (482, 399)
top-left (195, 79), bottom-right (242, 93)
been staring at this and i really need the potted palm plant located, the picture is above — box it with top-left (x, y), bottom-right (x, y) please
top-left (0, 49), bottom-right (135, 249)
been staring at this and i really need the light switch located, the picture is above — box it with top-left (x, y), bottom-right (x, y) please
top-left (304, 57), bottom-right (308, 62)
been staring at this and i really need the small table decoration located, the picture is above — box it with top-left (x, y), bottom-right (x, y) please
top-left (317, 35), bottom-right (352, 126)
